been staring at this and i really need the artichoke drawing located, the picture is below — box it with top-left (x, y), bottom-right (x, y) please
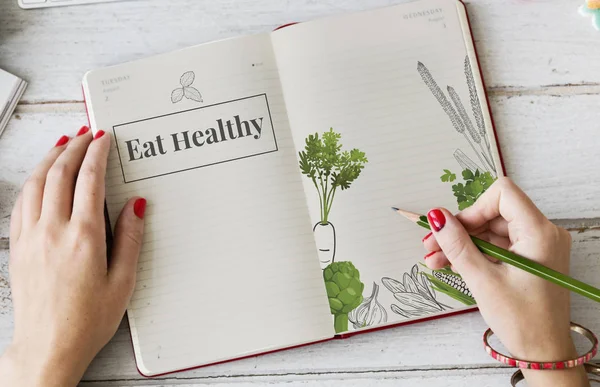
top-left (323, 261), bottom-right (365, 333)
top-left (381, 264), bottom-right (450, 319)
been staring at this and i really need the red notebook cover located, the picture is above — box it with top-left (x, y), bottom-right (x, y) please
top-left (82, 0), bottom-right (506, 377)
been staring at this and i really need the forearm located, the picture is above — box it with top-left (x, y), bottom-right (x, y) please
top-left (0, 343), bottom-right (83, 387)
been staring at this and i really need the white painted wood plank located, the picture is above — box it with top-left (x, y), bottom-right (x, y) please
top-left (0, 0), bottom-right (598, 103)
top-left (2, 92), bottom-right (599, 243)
top-left (1, 230), bottom-right (598, 382)
top-left (492, 94), bottom-right (600, 220)
top-left (78, 369), bottom-right (515, 387)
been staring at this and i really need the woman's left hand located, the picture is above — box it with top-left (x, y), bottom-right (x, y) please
top-left (0, 126), bottom-right (146, 387)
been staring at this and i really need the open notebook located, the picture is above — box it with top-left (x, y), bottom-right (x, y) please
top-left (0, 68), bottom-right (27, 137)
top-left (82, 0), bottom-right (504, 377)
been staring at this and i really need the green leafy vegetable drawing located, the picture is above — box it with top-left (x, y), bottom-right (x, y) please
top-left (440, 168), bottom-right (496, 210)
top-left (299, 128), bottom-right (368, 224)
top-left (420, 265), bottom-right (476, 306)
top-left (299, 128), bottom-right (368, 268)
top-left (323, 261), bottom-right (365, 333)
top-left (440, 169), bottom-right (456, 183)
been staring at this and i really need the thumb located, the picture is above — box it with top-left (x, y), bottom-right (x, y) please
top-left (427, 208), bottom-right (493, 286)
top-left (108, 197), bottom-right (146, 298)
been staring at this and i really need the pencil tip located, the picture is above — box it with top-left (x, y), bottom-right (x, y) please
top-left (391, 208), bottom-right (423, 223)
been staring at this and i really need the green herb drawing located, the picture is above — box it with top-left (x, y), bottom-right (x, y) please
top-left (299, 128), bottom-right (368, 269)
top-left (324, 261), bottom-right (365, 333)
top-left (440, 168), bottom-right (496, 210)
top-left (420, 265), bottom-right (476, 306)
top-left (440, 169), bottom-right (456, 183)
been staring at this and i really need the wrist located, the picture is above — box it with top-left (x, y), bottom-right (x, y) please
top-left (522, 366), bottom-right (590, 387)
top-left (0, 342), bottom-right (83, 387)
top-left (509, 331), bottom-right (578, 362)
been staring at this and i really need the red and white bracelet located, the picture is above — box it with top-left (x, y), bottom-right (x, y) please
top-left (483, 322), bottom-right (598, 370)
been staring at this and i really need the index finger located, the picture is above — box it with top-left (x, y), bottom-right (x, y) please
top-left (456, 177), bottom-right (547, 231)
top-left (71, 130), bottom-right (110, 221)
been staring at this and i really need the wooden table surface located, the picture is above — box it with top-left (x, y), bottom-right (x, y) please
top-left (1, 0), bottom-right (599, 385)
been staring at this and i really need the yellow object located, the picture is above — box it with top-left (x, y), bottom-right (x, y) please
top-left (588, 0), bottom-right (600, 10)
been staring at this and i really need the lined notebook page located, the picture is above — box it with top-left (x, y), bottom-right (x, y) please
top-left (272, 0), bottom-right (502, 330)
top-left (83, 33), bottom-right (333, 376)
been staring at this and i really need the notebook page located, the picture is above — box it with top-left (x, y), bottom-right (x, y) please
top-left (83, 33), bottom-right (333, 376)
top-left (272, 0), bottom-right (502, 333)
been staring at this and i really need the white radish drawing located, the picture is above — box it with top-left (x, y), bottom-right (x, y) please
top-left (313, 221), bottom-right (336, 267)
top-left (298, 128), bottom-right (368, 269)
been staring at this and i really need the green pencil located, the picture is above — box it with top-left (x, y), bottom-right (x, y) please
top-left (392, 207), bottom-right (600, 304)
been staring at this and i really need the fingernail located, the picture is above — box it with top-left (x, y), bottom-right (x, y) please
top-left (55, 135), bottom-right (69, 147)
top-left (93, 130), bottom-right (105, 140)
top-left (133, 198), bottom-right (147, 219)
top-left (424, 251), bottom-right (436, 259)
top-left (77, 126), bottom-right (90, 136)
top-left (427, 209), bottom-right (446, 232)
top-left (422, 232), bottom-right (433, 242)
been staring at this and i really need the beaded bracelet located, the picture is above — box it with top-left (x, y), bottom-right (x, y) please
top-left (483, 322), bottom-right (598, 370)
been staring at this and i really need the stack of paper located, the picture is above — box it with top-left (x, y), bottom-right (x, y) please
top-left (0, 68), bottom-right (27, 137)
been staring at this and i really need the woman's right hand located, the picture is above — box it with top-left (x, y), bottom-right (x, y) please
top-left (422, 177), bottom-right (589, 387)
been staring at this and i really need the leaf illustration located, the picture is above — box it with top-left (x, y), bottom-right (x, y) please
top-left (390, 304), bottom-right (410, 318)
top-left (184, 86), bottom-right (203, 102)
top-left (393, 292), bottom-right (444, 313)
top-left (180, 71), bottom-right (195, 87)
top-left (171, 88), bottom-right (184, 103)
top-left (381, 277), bottom-right (405, 293)
top-left (440, 169), bottom-right (456, 183)
top-left (403, 272), bottom-right (419, 294)
top-left (419, 272), bottom-right (436, 300)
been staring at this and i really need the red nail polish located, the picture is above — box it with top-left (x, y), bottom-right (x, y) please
top-left (77, 126), bottom-right (90, 136)
top-left (422, 232), bottom-right (433, 242)
top-left (427, 209), bottom-right (446, 232)
top-left (424, 251), bottom-right (436, 259)
top-left (55, 135), bottom-right (69, 147)
top-left (133, 198), bottom-right (147, 219)
top-left (93, 130), bottom-right (105, 140)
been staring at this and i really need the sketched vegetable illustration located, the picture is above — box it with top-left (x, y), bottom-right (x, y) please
top-left (440, 168), bottom-right (496, 210)
top-left (324, 261), bottom-right (365, 333)
top-left (349, 282), bottom-right (388, 329)
top-left (421, 265), bottom-right (476, 306)
top-left (453, 149), bottom-right (480, 173)
top-left (171, 71), bottom-right (203, 103)
top-left (381, 264), bottom-right (451, 319)
top-left (299, 128), bottom-right (368, 269)
top-left (418, 57), bottom-right (497, 176)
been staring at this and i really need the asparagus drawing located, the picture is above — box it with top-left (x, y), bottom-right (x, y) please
top-left (447, 86), bottom-right (491, 172)
top-left (417, 58), bottom-right (497, 176)
top-left (464, 56), bottom-right (494, 170)
top-left (417, 62), bottom-right (466, 136)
